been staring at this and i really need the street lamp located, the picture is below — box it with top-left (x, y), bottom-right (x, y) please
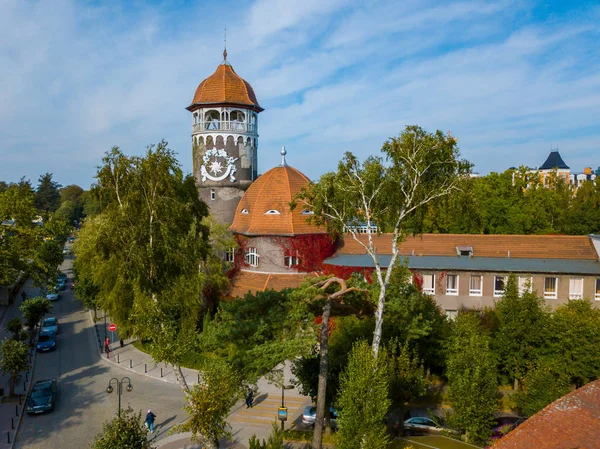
top-left (106, 377), bottom-right (133, 417)
top-left (279, 384), bottom-right (294, 431)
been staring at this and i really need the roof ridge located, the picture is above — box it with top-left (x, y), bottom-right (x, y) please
top-left (249, 168), bottom-right (277, 233)
top-left (284, 167), bottom-right (295, 235)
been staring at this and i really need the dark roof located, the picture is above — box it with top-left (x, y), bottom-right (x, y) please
top-left (492, 379), bottom-right (600, 449)
top-left (539, 151), bottom-right (569, 170)
top-left (323, 255), bottom-right (600, 275)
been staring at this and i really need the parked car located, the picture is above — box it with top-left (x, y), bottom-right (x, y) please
top-left (41, 317), bottom-right (59, 334)
top-left (302, 406), bottom-right (338, 428)
top-left (26, 379), bottom-right (57, 414)
top-left (68, 236), bottom-right (75, 243)
top-left (403, 417), bottom-right (444, 436)
top-left (57, 278), bottom-right (66, 290)
top-left (37, 330), bottom-right (57, 352)
top-left (45, 288), bottom-right (60, 301)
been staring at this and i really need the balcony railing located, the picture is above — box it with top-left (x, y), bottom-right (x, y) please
top-left (193, 121), bottom-right (255, 133)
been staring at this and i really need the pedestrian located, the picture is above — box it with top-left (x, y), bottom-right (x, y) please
top-left (104, 337), bottom-right (111, 357)
top-left (21, 291), bottom-right (27, 302)
top-left (145, 409), bottom-right (156, 433)
top-left (119, 338), bottom-right (124, 348)
top-left (245, 388), bottom-right (254, 408)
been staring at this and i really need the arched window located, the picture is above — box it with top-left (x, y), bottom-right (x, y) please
top-left (246, 137), bottom-right (251, 147)
top-left (197, 136), bottom-right (204, 146)
top-left (205, 110), bottom-right (220, 130)
top-left (193, 113), bottom-right (198, 124)
top-left (237, 136), bottom-right (243, 146)
top-left (241, 208), bottom-right (249, 214)
top-left (206, 136), bottom-right (214, 147)
top-left (265, 210), bottom-right (280, 215)
top-left (230, 110), bottom-right (246, 131)
top-left (301, 210), bottom-right (314, 215)
top-left (245, 247), bottom-right (259, 267)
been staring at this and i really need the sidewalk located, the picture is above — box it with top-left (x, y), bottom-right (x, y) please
top-left (90, 310), bottom-right (312, 448)
top-left (0, 281), bottom-right (38, 449)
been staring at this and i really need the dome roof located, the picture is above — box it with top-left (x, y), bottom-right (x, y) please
top-left (229, 165), bottom-right (325, 236)
top-left (187, 52), bottom-right (263, 112)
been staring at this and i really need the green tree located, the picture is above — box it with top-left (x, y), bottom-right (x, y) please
top-left (548, 299), bottom-right (600, 387)
top-left (0, 339), bottom-right (29, 397)
top-left (173, 358), bottom-right (242, 449)
top-left (295, 126), bottom-right (470, 355)
top-left (493, 275), bottom-right (549, 389)
top-left (5, 317), bottom-right (23, 341)
top-left (60, 184), bottom-right (84, 204)
top-left (248, 423), bottom-right (285, 449)
top-left (446, 312), bottom-right (498, 444)
top-left (90, 409), bottom-right (154, 449)
top-left (75, 143), bottom-right (211, 393)
top-left (72, 265), bottom-right (100, 319)
top-left (512, 359), bottom-right (570, 417)
top-left (336, 339), bottom-right (390, 449)
top-left (20, 296), bottom-right (52, 343)
top-left (34, 173), bottom-right (62, 212)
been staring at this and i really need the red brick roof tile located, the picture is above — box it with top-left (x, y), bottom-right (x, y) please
top-left (228, 270), bottom-right (318, 298)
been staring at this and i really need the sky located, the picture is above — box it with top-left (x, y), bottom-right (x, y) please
top-left (1, 0), bottom-right (599, 189)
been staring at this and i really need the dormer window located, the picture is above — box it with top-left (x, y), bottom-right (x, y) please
top-left (241, 209), bottom-right (249, 215)
top-left (456, 246), bottom-right (473, 257)
top-left (301, 210), bottom-right (314, 215)
top-left (265, 210), bottom-right (280, 215)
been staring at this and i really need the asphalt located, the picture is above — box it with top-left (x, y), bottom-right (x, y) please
top-left (0, 245), bottom-right (312, 449)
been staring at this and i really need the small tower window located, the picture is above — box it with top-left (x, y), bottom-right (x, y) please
top-left (210, 190), bottom-right (216, 201)
top-left (265, 210), bottom-right (280, 215)
top-left (241, 208), bottom-right (249, 215)
top-left (301, 210), bottom-right (314, 215)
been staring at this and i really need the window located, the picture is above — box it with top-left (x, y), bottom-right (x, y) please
top-left (301, 210), bottom-right (314, 215)
top-left (456, 246), bottom-right (473, 256)
top-left (244, 247), bottom-right (259, 267)
top-left (284, 255), bottom-right (300, 268)
top-left (494, 276), bottom-right (507, 297)
top-left (469, 275), bottom-right (483, 296)
top-left (445, 310), bottom-right (458, 321)
top-left (210, 189), bottom-right (216, 201)
top-left (518, 276), bottom-right (532, 295)
top-left (225, 247), bottom-right (235, 263)
top-left (422, 274), bottom-right (435, 294)
top-left (596, 279), bottom-right (600, 300)
top-left (241, 208), bottom-right (249, 215)
top-left (569, 278), bottom-right (583, 300)
top-left (265, 210), bottom-right (280, 215)
top-left (446, 274), bottom-right (458, 295)
top-left (544, 277), bottom-right (558, 299)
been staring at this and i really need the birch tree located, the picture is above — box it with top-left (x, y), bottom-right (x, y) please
top-left (295, 126), bottom-right (470, 355)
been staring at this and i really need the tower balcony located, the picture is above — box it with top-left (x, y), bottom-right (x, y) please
top-left (193, 121), bottom-right (256, 134)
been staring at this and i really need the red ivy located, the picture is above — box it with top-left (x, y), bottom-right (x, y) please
top-left (272, 234), bottom-right (336, 272)
top-left (314, 315), bottom-right (337, 337)
top-left (322, 264), bottom-right (375, 284)
top-left (226, 234), bottom-right (250, 279)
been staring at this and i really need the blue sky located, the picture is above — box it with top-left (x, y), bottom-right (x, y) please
top-left (1, 0), bottom-right (599, 189)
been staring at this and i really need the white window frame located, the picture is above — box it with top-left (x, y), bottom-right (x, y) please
top-left (210, 189), bottom-right (216, 201)
top-left (225, 247), bottom-right (235, 263)
top-left (596, 279), bottom-right (600, 301)
top-left (569, 278), bottom-right (583, 300)
top-left (244, 247), bottom-right (259, 267)
top-left (518, 276), bottom-right (532, 295)
top-left (422, 274), bottom-right (435, 294)
top-left (265, 210), bottom-right (280, 215)
top-left (469, 275), bottom-right (483, 296)
top-left (544, 277), bottom-right (558, 299)
top-left (446, 274), bottom-right (458, 296)
top-left (284, 255), bottom-right (300, 268)
top-left (494, 276), bottom-right (508, 297)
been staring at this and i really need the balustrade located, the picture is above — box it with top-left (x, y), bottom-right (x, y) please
top-left (193, 121), bottom-right (255, 133)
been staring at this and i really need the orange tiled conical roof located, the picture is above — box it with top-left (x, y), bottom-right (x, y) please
top-left (188, 52), bottom-right (263, 112)
top-left (229, 164), bottom-right (325, 236)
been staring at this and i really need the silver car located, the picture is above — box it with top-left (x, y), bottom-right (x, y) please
top-left (302, 406), bottom-right (338, 428)
top-left (403, 417), bottom-right (443, 435)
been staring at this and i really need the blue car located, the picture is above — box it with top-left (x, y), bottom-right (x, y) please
top-left (37, 330), bottom-right (57, 352)
top-left (26, 379), bottom-right (57, 415)
top-left (41, 317), bottom-right (59, 335)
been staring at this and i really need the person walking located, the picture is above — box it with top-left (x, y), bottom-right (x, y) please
top-left (145, 409), bottom-right (157, 433)
top-left (245, 389), bottom-right (254, 408)
top-left (104, 337), bottom-right (111, 357)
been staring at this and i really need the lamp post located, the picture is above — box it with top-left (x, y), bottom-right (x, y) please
top-left (106, 377), bottom-right (133, 417)
top-left (280, 384), bottom-right (294, 431)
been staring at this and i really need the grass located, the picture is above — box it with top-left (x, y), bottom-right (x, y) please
top-left (283, 429), bottom-right (336, 446)
top-left (132, 340), bottom-right (207, 370)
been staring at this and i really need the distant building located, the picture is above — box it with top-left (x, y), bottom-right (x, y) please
top-left (531, 150), bottom-right (596, 188)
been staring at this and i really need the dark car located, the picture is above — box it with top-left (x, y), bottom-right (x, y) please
top-left (41, 317), bottom-right (59, 335)
top-left (37, 330), bottom-right (57, 352)
top-left (26, 379), bottom-right (57, 414)
top-left (403, 417), bottom-right (444, 436)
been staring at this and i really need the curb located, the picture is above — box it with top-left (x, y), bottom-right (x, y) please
top-left (87, 310), bottom-right (187, 386)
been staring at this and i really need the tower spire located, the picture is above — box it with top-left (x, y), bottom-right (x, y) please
top-left (223, 27), bottom-right (227, 61)
top-left (280, 146), bottom-right (287, 166)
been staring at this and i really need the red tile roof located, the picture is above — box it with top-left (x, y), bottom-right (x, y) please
top-left (492, 379), bottom-right (600, 449)
top-left (188, 60), bottom-right (263, 111)
top-left (229, 165), bottom-right (327, 236)
top-left (337, 234), bottom-right (598, 260)
top-left (228, 270), bottom-right (318, 298)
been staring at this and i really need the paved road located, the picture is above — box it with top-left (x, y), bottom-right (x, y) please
top-left (15, 252), bottom-right (188, 449)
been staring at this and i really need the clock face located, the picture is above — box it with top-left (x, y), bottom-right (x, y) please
top-left (200, 149), bottom-right (239, 182)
